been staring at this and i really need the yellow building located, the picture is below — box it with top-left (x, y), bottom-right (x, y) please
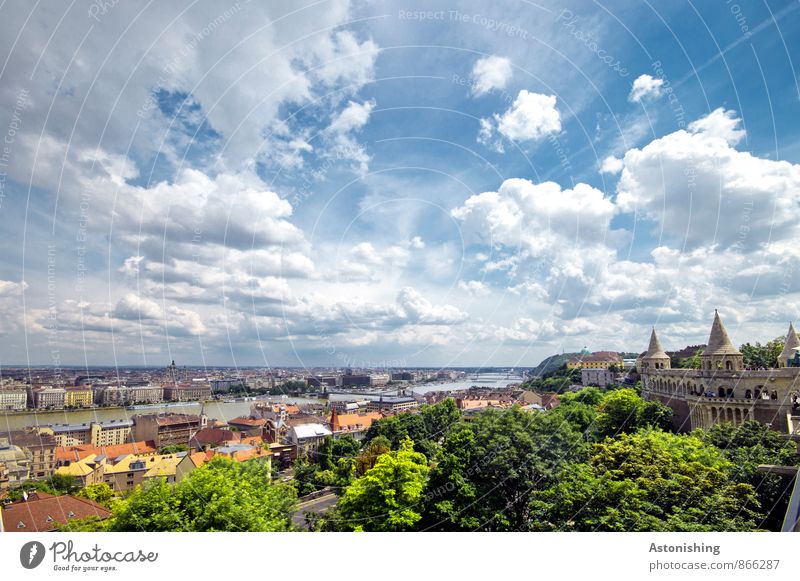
top-left (55, 453), bottom-right (106, 487)
top-left (64, 386), bottom-right (93, 408)
top-left (103, 453), bottom-right (183, 492)
top-left (566, 351), bottom-right (623, 370)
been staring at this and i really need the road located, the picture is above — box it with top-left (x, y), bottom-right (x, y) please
top-left (292, 492), bottom-right (339, 529)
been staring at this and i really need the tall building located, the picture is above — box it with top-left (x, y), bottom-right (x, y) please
top-left (132, 413), bottom-right (205, 449)
top-left (640, 311), bottom-right (800, 434)
top-left (44, 420), bottom-right (133, 447)
top-left (64, 386), bottom-right (94, 408)
top-left (0, 387), bottom-right (27, 411)
top-left (28, 385), bottom-right (66, 409)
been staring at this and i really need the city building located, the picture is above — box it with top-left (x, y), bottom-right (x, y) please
top-left (163, 380), bottom-right (212, 402)
top-left (28, 385), bottom-right (66, 409)
top-left (330, 408), bottom-right (382, 440)
top-left (566, 351), bottom-right (624, 370)
top-left (132, 413), bottom-right (205, 449)
top-left (94, 384), bottom-right (165, 406)
top-left (1, 492), bottom-right (111, 532)
top-left (226, 416), bottom-right (266, 437)
top-left (55, 453), bottom-right (106, 488)
top-left (55, 441), bottom-right (157, 467)
top-left (5, 430), bottom-right (57, 479)
top-left (288, 423), bottom-right (332, 454)
top-left (341, 374), bottom-right (372, 388)
top-left (365, 396), bottom-right (419, 414)
top-left (0, 440), bottom-right (29, 486)
top-left (64, 386), bottom-right (94, 408)
top-left (43, 419), bottom-right (134, 448)
top-left (103, 452), bottom-right (184, 492)
top-left (306, 376), bottom-right (339, 389)
top-left (210, 378), bottom-right (246, 393)
top-left (189, 428), bottom-right (241, 450)
top-left (640, 311), bottom-right (800, 434)
top-left (581, 368), bottom-right (623, 388)
top-left (0, 387), bottom-right (28, 411)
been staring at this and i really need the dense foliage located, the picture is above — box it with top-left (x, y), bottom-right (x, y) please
top-left (108, 457), bottom-right (296, 531)
top-left (37, 392), bottom-right (798, 533)
top-left (740, 337), bottom-right (785, 369)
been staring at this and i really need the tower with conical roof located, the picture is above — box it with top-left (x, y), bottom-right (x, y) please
top-left (700, 310), bottom-right (743, 371)
top-left (778, 323), bottom-right (800, 368)
top-left (640, 327), bottom-right (671, 371)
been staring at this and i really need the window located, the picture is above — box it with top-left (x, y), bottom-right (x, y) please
top-left (17, 521), bottom-right (25, 529)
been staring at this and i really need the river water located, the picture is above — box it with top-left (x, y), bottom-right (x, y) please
top-left (0, 373), bottom-right (524, 435)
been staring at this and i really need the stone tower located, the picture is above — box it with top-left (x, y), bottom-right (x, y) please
top-left (778, 323), bottom-right (800, 368)
top-left (700, 310), bottom-right (743, 371)
top-left (641, 327), bottom-right (671, 370)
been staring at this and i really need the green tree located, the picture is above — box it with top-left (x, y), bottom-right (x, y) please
top-left (530, 429), bottom-right (762, 531)
top-left (76, 482), bottom-right (118, 507)
top-left (420, 398), bottom-right (460, 443)
top-left (593, 388), bottom-right (672, 440)
top-left (337, 438), bottom-right (429, 531)
top-left (740, 337), bottom-right (784, 369)
top-left (356, 435), bottom-right (391, 476)
top-left (699, 421), bottom-right (799, 531)
top-left (110, 457), bottom-right (296, 531)
top-left (422, 407), bottom-right (587, 531)
top-left (292, 457), bottom-right (322, 496)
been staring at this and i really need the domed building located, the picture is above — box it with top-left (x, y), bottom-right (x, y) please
top-left (640, 311), bottom-right (800, 434)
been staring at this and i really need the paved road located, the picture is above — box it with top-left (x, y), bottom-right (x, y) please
top-left (292, 492), bottom-right (339, 528)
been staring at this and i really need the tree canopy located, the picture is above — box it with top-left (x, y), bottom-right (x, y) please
top-left (111, 457), bottom-right (296, 531)
top-left (530, 429), bottom-right (762, 532)
top-left (336, 438), bottom-right (429, 531)
top-left (422, 407), bottom-right (587, 531)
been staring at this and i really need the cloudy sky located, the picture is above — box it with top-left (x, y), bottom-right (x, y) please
top-left (0, 0), bottom-right (799, 369)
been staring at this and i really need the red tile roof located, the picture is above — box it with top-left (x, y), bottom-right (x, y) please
top-left (227, 416), bottom-right (266, 427)
top-left (2, 493), bottom-right (111, 532)
top-left (55, 441), bottom-right (157, 463)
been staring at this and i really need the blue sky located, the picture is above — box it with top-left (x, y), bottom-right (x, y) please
top-left (0, 0), bottom-right (799, 369)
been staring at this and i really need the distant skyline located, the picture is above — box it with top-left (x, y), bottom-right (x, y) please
top-left (0, 1), bottom-right (799, 367)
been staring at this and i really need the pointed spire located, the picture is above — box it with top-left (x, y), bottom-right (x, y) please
top-left (645, 327), bottom-right (669, 358)
top-left (779, 322), bottom-right (800, 363)
top-left (703, 310), bottom-right (741, 355)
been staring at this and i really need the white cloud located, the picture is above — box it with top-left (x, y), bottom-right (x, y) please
top-left (616, 108), bottom-right (800, 251)
top-left (628, 74), bottom-right (664, 103)
top-left (327, 100), bottom-right (375, 134)
top-left (470, 55), bottom-right (513, 96)
top-left (477, 90), bottom-right (561, 148)
top-left (458, 280), bottom-right (491, 296)
top-left (494, 90), bottom-right (561, 142)
top-left (600, 155), bottom-right (623, 175)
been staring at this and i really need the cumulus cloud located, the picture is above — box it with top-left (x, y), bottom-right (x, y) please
top-left (616, 107), bottom-right (800, 251)
top-left (477, 90), bottom-right (561, 148)
top-left (599, 155), bottom-right (623, 175)
top-left (470, 55), bottom-right (513, 96)
top-left (628, 74), bottom-right (664, 103)
top-left (494, 90), bottom-right (561, 142)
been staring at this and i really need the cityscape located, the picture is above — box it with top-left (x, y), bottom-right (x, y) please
top-left (2, 310), bottom-right (799, 532)
top-left (1, 0), bottom-right (800, 561)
